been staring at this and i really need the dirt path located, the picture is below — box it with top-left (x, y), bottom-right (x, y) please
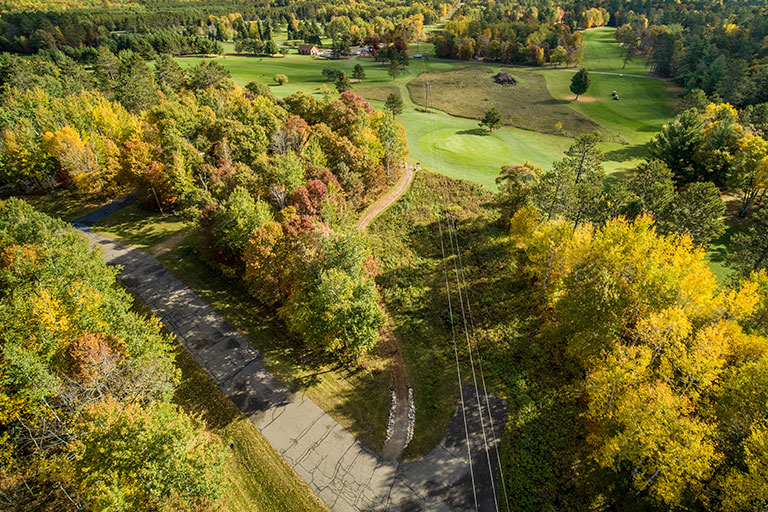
top-left (357, 164), bottom-right (416, 232)
top-left (359, 167), bottom-right (417, 461)
top-left (148, 228), bottom-right (189, 258)
top-left (379, 312), bottom-right (410, 461)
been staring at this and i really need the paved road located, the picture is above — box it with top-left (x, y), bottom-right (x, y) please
top-left (78, 228), bottom-right (509, 511)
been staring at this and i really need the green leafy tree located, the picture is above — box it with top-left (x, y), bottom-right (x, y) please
top-left (670, 181), bottom-right (726, 245)
top-left (352, 63), bottom-right (365, 80)
top-left (273, 73), bottom-right (288, 85)
top-left (245, 80), bottom-right (277, 102)
top-left (214, 186), bottom-right (274, 258)
top-left (496, 161), bottom-right (543, 223)
top-left (622, 159), bottom-right (676, 223)
top-left (729, 207), bottom-right (768, 276)
top-left (550, 46), bottom-right (568, 68)
top-left (154, 53), bottom-right (186, 94)
top-left (280, 231), bottom-right (385, 359)
top-left (189, 61), bottom-right (230, 90)
top-left (649, 109), bottom-right (704, 184)
top-left (388, 59), bottom-right (400, 81)
top-left (480, 106), bottom-right (502, 132)
top-left (534, 133), bottom-right (604, 227)
top-left (335, 71), bottom-right (351, 93)
top-left (569, 68), bottom-right (590, 100)
top-left (116, 50), bottom-right (157, 112)
top-left (376, 111), bottom-right (408, 182)
top-left (384, 92), bottom-right (404, 116)
top-left (93, 46), bottom-right (120, 94)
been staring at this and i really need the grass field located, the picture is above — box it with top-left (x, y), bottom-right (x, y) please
top-left (392, 105), bottom-right (572, 190)
top-left (408, 67), bottom-right (604, 138)
top-left (175, 29), bottom-right (676, 189)
top-left (580, 27), bottom-right (651, 76)
top-left (92, 204), bottom-right (188, 248)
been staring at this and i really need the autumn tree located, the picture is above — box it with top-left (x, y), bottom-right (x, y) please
top-left (280, 231), bottom-right (385, 359)
top-left (0, 199), bottom-right (225, 509)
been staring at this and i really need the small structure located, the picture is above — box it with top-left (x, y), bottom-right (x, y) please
top-left (493, 71), bottom-right (517, 85)
top-left (298, 44), bottom-right (320, 56)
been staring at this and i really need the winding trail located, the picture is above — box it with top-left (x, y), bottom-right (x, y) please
top-left (74, 175), bottom-right (507, 510)
top-left (357, 164), bottom-right (416, 232)
top-left (358, 165), bottom-right (417, 462)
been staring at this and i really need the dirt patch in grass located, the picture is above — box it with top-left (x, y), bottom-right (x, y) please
top-left (407, 67), bottom-right (606, 138)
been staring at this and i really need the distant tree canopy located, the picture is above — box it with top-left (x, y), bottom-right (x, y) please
top-left (0, 198), bottom-right (226, 509)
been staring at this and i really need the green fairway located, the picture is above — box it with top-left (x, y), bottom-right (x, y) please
top-left (175, 29), bottom-right (676, 188)
top-left (391, 105), bottom-right (572, 190)
top-left (580, 27), bottom-right (652, 76)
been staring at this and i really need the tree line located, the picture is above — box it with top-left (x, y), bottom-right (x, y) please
top-left (0, 46), bottom-right (409, 363)
top-left (496, 110), bottom-right (768, 511)
top-left (0, 198), bottom-right (227, 509)
top-left (614, 2), bottom-right (768, 108)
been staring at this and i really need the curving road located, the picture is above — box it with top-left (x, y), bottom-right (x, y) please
top-left (75, 182), bottom-right (507, 511)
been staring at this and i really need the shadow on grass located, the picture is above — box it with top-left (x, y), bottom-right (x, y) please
top-left (603, 141), bottom-right (651, 163)
top-left (457, 128), bottom-right (490, 136)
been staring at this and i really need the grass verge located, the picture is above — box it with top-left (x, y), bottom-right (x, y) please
top-left (173, 346), bottom-right (329, 512)
top-left (13, 191), bottom-right (112, 222)
top-left (91, 204), bottom-right (188, 249)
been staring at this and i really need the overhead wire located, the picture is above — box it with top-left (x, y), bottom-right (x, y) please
top-left (416, 47), bottom-right (507, 511)
top-left (418, 51), bottom-right (480, 512)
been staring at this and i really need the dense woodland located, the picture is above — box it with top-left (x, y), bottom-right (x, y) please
top-left (1, 0), bottom-right (768, 510)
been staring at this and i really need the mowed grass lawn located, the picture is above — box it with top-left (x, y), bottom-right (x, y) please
top-left (580, 27), bottom-right (652, 76)
top-left (92, 204), bottom-right (188, 248)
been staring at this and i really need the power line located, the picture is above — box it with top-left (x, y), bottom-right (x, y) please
top-left (419, 55), bottom-right (480, 512)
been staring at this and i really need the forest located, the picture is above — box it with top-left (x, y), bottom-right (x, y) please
top-left (1, 0), bottom-right (768, 510)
